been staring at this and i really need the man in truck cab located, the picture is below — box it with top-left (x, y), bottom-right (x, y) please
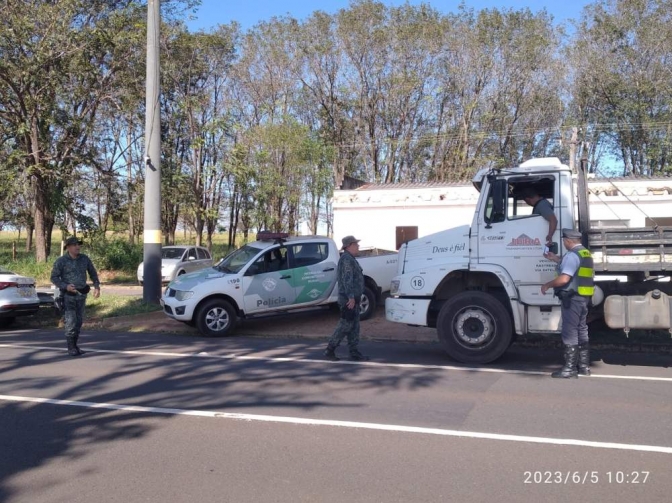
top-left (521, 187), bottom-right (557, 246)
top-left (541, 229), bottom-right (595, 378)
top-left (323, 235), bottom-right (370, 362)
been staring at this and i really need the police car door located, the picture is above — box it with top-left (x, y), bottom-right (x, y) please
top-left (242, 246), bottom-right (296, 314)
top-left (289, 241), bottom-right (338, 306)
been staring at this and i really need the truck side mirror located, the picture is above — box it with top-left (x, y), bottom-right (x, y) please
top-left (485, 179), bottom-right (507, 229)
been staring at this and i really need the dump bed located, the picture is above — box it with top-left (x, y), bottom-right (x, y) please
top-left (587, 226), bottom-right (672, 274)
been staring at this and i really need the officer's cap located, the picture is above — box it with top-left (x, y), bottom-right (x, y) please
top-left (341, 235), bottom-right (361, 249)
top-left (561, 229), bottom-right (582, 240)
top-left (65, 236), bottom-right (83, 247)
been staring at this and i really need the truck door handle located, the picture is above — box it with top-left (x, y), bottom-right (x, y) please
top-left (323, 268), bottom-right (335, 272)
top-left (280, 275), bottom-right (291, 279)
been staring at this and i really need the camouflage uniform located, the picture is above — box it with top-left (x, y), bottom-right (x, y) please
top-left (51, 253), bottom-right (100, 354)
top-left (327, 250), bottom-right (364, 356)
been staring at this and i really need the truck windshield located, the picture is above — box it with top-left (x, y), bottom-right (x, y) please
top-left (215, 245), bottom-right (263, 274)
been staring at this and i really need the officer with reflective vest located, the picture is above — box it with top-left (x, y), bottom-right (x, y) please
top-left (541, 229), bottom-right (595, 378)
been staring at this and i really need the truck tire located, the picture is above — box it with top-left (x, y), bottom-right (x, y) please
top-left (195, 299), bottom-right (237, 337)
top-left (436, 291), bottom-right (512, 364)
top-left (359, 287), bottom-right (377, 321)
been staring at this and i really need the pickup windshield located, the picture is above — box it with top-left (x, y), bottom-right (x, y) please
top-left (215, 245), bottom-right (263, 274)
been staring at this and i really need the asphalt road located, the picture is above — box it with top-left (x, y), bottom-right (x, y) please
top-left (1, 328), bottom-right (671, 503)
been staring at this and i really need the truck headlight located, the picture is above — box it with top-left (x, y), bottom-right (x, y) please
top-left (390, 280), bottom-right (400, 295)
top-left (175, 290), bottom-right (194, 301)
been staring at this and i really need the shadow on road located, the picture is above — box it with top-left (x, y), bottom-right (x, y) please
top-left (0, 328), bottom-right (448, 501)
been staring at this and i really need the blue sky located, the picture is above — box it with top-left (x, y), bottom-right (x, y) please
top-left (186, 0), bottom-right (591, 32)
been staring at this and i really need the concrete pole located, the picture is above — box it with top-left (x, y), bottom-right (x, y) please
top-left (143, 0), bottom-right (162, 304)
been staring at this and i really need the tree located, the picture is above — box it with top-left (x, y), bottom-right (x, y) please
top-left (569, 0), bottom-right (672, 175)
top-left (0, 1), bottom-right (143, 260)
top-left (162, 25), bottom-right (238, 247)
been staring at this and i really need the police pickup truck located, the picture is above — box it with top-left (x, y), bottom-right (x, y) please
top-left (161, 232), bottom-right (398, 336)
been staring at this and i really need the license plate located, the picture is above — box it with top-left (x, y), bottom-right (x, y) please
top-left (18, 287), bottom-right (34, 298)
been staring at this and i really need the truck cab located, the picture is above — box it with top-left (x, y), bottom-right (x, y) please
top-left (386, 157), bottom-right (672, 363)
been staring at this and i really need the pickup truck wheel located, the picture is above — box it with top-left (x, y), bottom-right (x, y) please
top-left (195, 299), bottom-right (236, 337)
top-left (359, 287), bottom-right (376, 321)
top-left (437, 291), bottom-right (512, 364)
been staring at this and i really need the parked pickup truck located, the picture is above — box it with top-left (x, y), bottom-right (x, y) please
top-left (161, 233), bottom-right (398, 336)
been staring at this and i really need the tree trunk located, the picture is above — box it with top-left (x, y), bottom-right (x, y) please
top-left (228, 189), bottom-right (239, 248)
top-left (33, 174), bottom-right (49, 262)
top-left (45, 216), bottom-right (55, 257)
top-left (25, 225), bottom-right (34, 253)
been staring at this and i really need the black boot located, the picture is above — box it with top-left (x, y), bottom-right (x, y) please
top-left (551, 345), bottom-right (578, 378)
top-left (349, 350), bottom-right (370, 362)
top-left (73, 335), bottom-right (85, 355)
top-left (66, 337), bottom-right (80, 357)
top-left (578, 343), bottom-right (590, 376)
top-left (323, 345), bottom-right (340, 361)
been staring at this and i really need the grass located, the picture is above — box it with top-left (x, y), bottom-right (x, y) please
top-left (12, 294), bottom-right (162, 330)
top-left (0, 229), bottom-right (237, 286)
top-left (85, 294), bottom-right (163, 320)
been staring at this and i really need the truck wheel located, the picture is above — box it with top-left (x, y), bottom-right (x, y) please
top-left (359, 287), bottom-right (377, 321)
top-left (436, 291), bottom-right (512, 364)
top-left (195, 299), bottom-right (236, 337)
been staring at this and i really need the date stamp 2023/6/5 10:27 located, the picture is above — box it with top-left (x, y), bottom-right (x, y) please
top-left (524, 471), bottom-right (650, 485)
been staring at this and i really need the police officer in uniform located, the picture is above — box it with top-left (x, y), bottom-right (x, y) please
top-left (51, 237), bottom-right (101, 356)
top-left (323, 235), bottom-right (369, 362)
top-left (541, 229), bottom-right (595, 378)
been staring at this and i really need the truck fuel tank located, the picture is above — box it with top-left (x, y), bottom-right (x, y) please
top-left (604, 289), bottom-right (671, 333)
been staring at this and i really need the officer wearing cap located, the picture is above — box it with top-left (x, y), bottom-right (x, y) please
top-left (50, 237), bottom-right (101, 356)
top-left (541, 229), bottom-right (595, 378)
top-left (323, 235), bottom-right (369, 361)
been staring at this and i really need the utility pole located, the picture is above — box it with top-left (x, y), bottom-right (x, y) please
top-left (143, 0), bottom-right (162, 304)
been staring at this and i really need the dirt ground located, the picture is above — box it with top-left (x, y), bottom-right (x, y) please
top-left (27, 285), bottom-right (672, 353)
top-left (100, 305), bottom-right (438, 344)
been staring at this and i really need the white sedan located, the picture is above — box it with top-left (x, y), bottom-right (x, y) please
top-left (137, 246), bottom-right (213, 284)
top-left (0, 266), bottom-right (40, 328)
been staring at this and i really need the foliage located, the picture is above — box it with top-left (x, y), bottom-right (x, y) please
top-left (2, 0), bottom-right (671, 259)
top-left (86, 239), bottom-right (144, 273)
top-left (569, 0), bottom-right (672, 175)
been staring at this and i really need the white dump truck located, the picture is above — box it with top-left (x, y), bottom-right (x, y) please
top-left (386, 157), bottom-right (672, 363)
top-left (162, 233), bottom-right (398, 336)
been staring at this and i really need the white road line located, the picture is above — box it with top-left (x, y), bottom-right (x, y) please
top-left (1, 343), bottom-right (672, 382)
top-left (1, 393), bottom-right (671, 454)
